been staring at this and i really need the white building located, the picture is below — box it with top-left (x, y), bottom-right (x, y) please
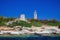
top-left (20, 14), bottom-right (26, 21)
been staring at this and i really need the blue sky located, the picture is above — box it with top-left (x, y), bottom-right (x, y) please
top-left (0, 0), bottom-right (60, 20)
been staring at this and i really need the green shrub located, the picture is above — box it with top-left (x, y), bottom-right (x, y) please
top-left (31, 21), bottom-right (42, 27)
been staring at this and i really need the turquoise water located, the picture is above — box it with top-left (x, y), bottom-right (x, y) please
top-left (0, 34), bottom-right (60, 40)
top-left (0, 36), bottom-right (60, 40)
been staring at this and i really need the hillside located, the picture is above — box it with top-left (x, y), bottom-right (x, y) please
top-left (0, 16), bottom-right (60, 28)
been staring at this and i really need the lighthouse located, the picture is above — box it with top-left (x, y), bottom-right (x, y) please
top-left (34, 10), bottom-right (37, 19)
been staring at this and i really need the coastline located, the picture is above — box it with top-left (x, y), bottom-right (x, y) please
top-left (0, 33), bottom-right (60, 37)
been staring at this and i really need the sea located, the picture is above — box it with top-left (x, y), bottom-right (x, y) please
top-left (0, 34), bottom-right (60, 40)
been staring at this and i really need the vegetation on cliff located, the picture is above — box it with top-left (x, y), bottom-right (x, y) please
top-left (0, 16), bottom-right (60, 28)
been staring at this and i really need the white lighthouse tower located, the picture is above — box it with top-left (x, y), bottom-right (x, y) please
top-left (34, 10), bottom-right (37, 19)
